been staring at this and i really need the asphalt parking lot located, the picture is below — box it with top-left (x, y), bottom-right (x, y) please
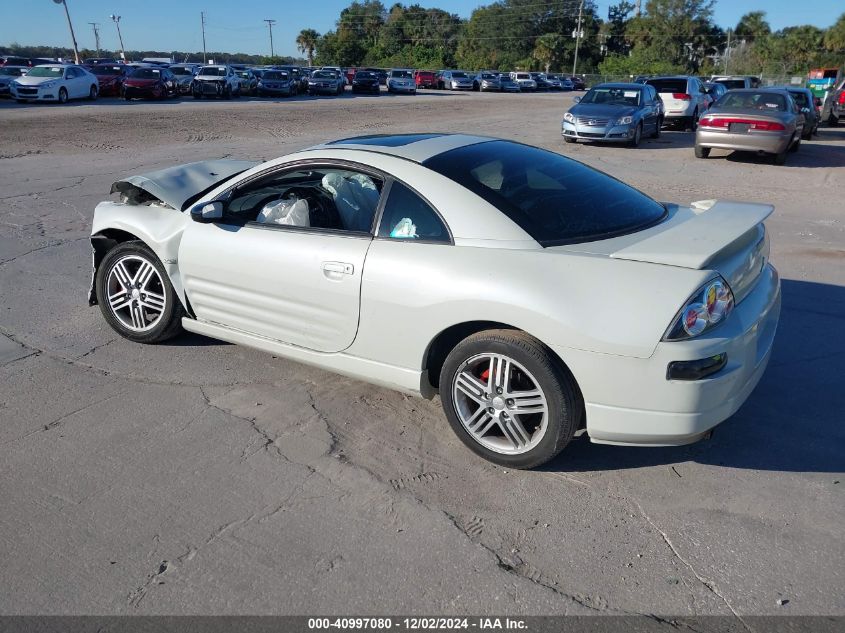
top-left (0, 90), bottom-right (843, 618)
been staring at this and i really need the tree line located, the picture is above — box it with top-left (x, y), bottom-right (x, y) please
top-left (300, 0), bottom-right (845, 76)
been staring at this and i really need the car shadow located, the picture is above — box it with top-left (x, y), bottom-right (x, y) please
top-left (544, 278), bottom-right (845, 474)
top-left (705, 138), bottom-right (845, 168)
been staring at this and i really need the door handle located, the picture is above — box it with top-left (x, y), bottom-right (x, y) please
top-left (322, 261), bottom-right (354, 275)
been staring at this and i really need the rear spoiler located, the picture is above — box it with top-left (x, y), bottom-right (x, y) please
top-left (610, 200), bottom-right (774, 269)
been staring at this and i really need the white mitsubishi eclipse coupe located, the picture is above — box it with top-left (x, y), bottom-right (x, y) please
top-left (89, 134), bottom-right (781, 468)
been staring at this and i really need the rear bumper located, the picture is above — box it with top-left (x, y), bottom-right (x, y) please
top-left (555, 264), bottom-right (781, 446)
top-left (696, 128), bottom-right (793, 154)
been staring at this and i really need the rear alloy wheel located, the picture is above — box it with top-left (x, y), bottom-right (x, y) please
top-left (440, 330), bottom-right (581, 469)
top-left (89, 85), bottom-right (98, 100)
top-left (694, 145), bottom-right (710, 159)
top-left (96, 241), bottom-right (184, 344)
top-left (651, 117), bottom-right (662, 138)
top-left (58, 87), bottom-right (68, 104)
top-left (628, 122), bottom-right (642, 147)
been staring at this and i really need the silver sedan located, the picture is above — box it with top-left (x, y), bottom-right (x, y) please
top-left (695, 89), bottom-right (805, 165)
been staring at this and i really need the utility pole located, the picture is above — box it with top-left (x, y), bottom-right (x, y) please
top-left (724, 28), bottom-right (732, 74)
top-left (109, 14), bottom-right (125, 61)
top-left (571, 0), bottom-right (584, 77)
top-left (88, 22), bottom-right (100, 56)
top-left (201, 12), bottom-right (207, 63)
top-left (53, 0), bottom-right (80, 64)
top-left (264, 19), bottom-right (276, 59)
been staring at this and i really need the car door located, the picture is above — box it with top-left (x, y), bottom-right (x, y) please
top-left (178, 163), bottom-right (385, 353)
top-left (72, 66), bottom-right (88, 97)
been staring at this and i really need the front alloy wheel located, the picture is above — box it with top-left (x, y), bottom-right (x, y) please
top-left (440, 330), bottom-right (581, 468)
top-left (96, 242), bottom-right (184, 343)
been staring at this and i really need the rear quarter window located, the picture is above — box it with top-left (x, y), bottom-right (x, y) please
top-left (423, 141), bottom-right (666, 246)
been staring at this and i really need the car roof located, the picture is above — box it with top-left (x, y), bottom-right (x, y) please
top-left (593, 82), bottom-right (646, 89)
top-left (307, 133), bottom-right (493, 163)
top-left (726, 88), bottom-right (790, 94)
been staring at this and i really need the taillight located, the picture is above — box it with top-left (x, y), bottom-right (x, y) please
top-left (838, 92), bottom-right (845, 105)
top-left (672, 93), bottom-right (691, 100)
top-left (698, 117), bottom-right (785, 131)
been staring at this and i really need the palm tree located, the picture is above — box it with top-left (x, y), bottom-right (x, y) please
top-left (735, 11), bottom-right (771, 42)
top-left (296, 29), bottom-right (320, 67)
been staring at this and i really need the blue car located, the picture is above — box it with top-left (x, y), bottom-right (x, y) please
top-left (561, 82), bottom-right (664, 147)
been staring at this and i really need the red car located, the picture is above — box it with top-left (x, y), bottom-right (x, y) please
top-left (90, 64), bottom-right (127, 97)
top-left (122, 66), bottom-right (178, 100)
top-left (415, 70), bottom-right (437, 89)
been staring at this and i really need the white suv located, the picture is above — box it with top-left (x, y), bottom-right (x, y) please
top-left (511, 72), bottom-right (537, 92)
top-left (645, 76), bottom-right (711, 130)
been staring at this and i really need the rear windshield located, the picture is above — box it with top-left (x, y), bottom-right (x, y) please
top-left (516, 73), bottom-right (530, 79)
top-left (715, 79), bottom-right (746, 89)
top-left (423, 141), bottom-right (666, 246)
top-left (716, 91), bottom-right (787, 111)
top-left (0, 67), bottom-right (25, 76)
top-left (130, 68), bottom-right (161, 79)
top-left (646, 78), bottom-right (687, 93)
top-left (91, 65), bottom-right (123, 75)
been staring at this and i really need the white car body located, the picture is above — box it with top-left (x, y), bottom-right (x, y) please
top-left (511, 72), bottom-right (537, 91)
top-left (10, 64), bottom-right (98, 102)
top-left (192, 65), bottom-right (240, 98)
top-left (387, 69), bottom-right (416, 94)
top-left (645, 76), bottom-right (711, 127)
top-left (89, 134), bottom-right (780, 463)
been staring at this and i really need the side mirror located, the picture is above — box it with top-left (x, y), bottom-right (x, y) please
top-left (190, 201), bottom-right (223, 223)
top-left (572, 96), bottom-right (581, 103)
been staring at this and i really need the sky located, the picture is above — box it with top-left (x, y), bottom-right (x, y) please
top-left (0, 1), bottom-right (840, 59)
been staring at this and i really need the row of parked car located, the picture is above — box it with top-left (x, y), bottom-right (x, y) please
top-left (561, 74), bottom-right (824, 165)
top-left (0, 55), bottom-right (593, 103)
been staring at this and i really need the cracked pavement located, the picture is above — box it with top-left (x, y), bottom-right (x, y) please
top-left (0, 93), bottom-right (843, 619)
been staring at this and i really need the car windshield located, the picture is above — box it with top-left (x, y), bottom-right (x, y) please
top-left (391, 70), bottom-right (412, 78)
top-left (423, 141), bottom-right (666, 246)
top-left (717, 91), bottom-right (787, 111)
top-left (199, 67), bottom-right (227, 76)
top-left (263, 71), bottom-right (288, 80)
top-left (313, 71), bottom-right (335, 79)
top-left (0, 67), bottom-right (24, 76)
top-left (516, 73), bottom-right (529, 79)
top-left (646, 78), bottom-right (687, 93)
top-left (581, 87), bottom-right (641, 106)
top-left (481, 73), bottom-right (497, 79)
top-left (170, 67), bottom-right (193, 76)
top-left (356, 72), bottom-right (377, 79)
top-left (91, 66), bottom-right (122, 75)
top-left (452, 72), bottom-right (467, 78)
top-left (236, 71), bottom-right (250, 78)
top-left (130, 68), bottom-right (161, 79)
top-left (27, 67), bottom-right (64, 78)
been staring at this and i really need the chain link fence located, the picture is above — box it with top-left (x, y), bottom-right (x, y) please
top-left (578, 74), bottom-right (801, 89)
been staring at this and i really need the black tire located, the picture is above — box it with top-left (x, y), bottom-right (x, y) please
top-left (828, 113), bottom-right (838, 127)
top-left (774, 146), bottom-right (788, 165)
top-left (223, 85), bottom-right (231, 100)
top-left (58, 87), bottom-right (68, 104)
top-left (95, 241), bottom-right (185, 344)
top-left (124, 93), bottom-right (132, 102)
top-left (193, 92), bottom-right (202, 99)
top-left (563, 136), bottom-right (576, 144)
top-left (628, 122), bottom-right (642, 147)
top-left (789, 136), bottom-right (801, 153)
top-left (694, 144), bottom-right (710, 158)
top-left (651, 117), bottom-right (662, 138)
top-left (688, 109), bottom-right (698, 131)
top-left (89, 85), bottom-right (98, 100)
top-left (439, 329), bottom-right (582, 469)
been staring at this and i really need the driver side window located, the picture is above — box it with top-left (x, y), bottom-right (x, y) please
top-left (223, 167), bottom-right (384, 234)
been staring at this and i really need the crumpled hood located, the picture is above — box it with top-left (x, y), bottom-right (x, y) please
top-left (110, 159), bottom-right (259, 211)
